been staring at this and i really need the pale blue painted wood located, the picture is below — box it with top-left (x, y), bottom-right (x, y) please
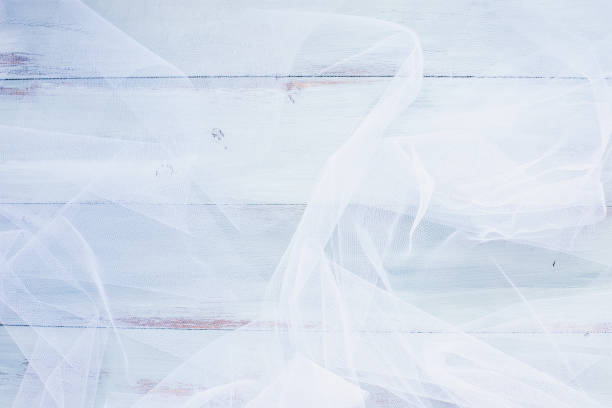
top-left (1, 77), bottom-right (610, 204)
top-left (1, 326), bottom-right (611, 406)
top-left (2, 0), bottom-right (611, 79)
top-left (1, 0), bottom-right (611, 405)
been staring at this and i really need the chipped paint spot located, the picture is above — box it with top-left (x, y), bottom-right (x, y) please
top-left (154, 163), bottom-right (174, 177)
top-left (285, 79), bottom-right (359, 91)
top-left (0, 52), bottom-right (32, 67)
top-left (211, 128), bottom-right (224, 141)
top-left (550, 322), bottom-right (612, 334)
top-left (133, 379), bottom-right (200, 396)
top-left (134, 378), bottom-right (157, 394)
top-left (117, 317), bottom-right (251, 330)
top-left (114, 317), bottom-right (331, 331)
top-left (285, 79), bottom-right (369, 104)
top-left (0, 84), bottom-right (37, 97)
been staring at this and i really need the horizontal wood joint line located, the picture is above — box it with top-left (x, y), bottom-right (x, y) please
top-left (0, 202), bottom-right (307, 206)
top-left (0, 74), bottom-right (600, 82)
top-left (2, 202), bottom-right (612, 209)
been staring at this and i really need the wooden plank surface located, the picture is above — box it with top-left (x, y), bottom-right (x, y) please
top-left (1, 202), bottom-right (611, 330)
top-left (2, 1), bottom-right (612, 406)
top-left (2, 76), bottom-right (610, 332)
top-left (2, 76), bottom-right (610, 204)
top-left (1, 326), bottom-right (611, 407)
top-left (2, 0), bottom-right (611, 79)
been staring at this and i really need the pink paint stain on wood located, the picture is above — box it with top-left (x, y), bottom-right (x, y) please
top-left (115, 317), bottom-right (329, 331)
top-left (117, 316), bottom-right (251, 330)
top-left (109, 316), bottom-right (612, 333)
top-left (285, 79), bottom-right (359, 91)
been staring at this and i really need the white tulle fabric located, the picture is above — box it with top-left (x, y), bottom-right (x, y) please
top-left (1, 2), bottom-right (612, 407)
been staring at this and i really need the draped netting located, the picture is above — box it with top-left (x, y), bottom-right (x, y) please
top-left (1, 1), bottom-right (612, 407)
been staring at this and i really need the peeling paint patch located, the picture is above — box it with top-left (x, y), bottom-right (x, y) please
top-left (285, 79), bottom-right (367, 104)
top-left (117, 317), bottom-right (251, 330)
top-left (0, 52), bottom-right (32, 67)
top-left (114, 317), bottom-right (326, 331)
top-left (285, 79), bottom-right (358, 91)
top-left (0, 84), bottom-right (37, 96)
top-left (133, 379), bottom-right (199, 396)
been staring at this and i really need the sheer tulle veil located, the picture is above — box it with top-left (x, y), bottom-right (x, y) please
top-left (1, 2), bottom-right (612, 407)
